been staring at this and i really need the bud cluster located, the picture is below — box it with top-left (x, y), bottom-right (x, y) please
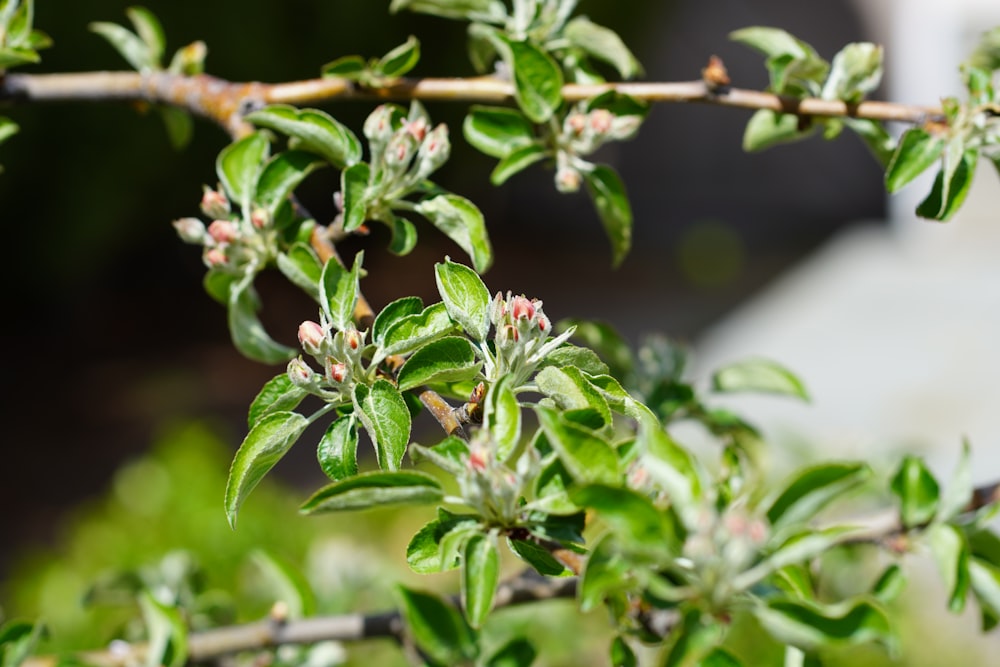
top-left (486, 292), bottom-right (572, 385)
top-left (288, 317), bottom-right (368, 398)
top-left (562, 104), bottom-right (643, 156)
top-left (458, 431), bottom-right (529, 525)
top-left (172, 185), bottom-right (274, 272)
top-left (363, 103), bottom-right (452, 197)
top-left (681, 505), bottom-right (770, 603)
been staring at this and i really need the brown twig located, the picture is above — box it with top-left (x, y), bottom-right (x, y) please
top-left (21, 573), bottom-right (576, 667)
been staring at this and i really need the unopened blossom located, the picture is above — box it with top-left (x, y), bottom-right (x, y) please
top-left (287, 357), bottom-right (314, 387)
top-left (298, 320), bottom-right (326, 355)
top-left (204, 247), bottom-right (227, 267)
top-left (207, 219), bottom-right (238, 244)
top-left (173, 217), bottom-right (206, 244)
top-left (200, 187), bottom-right (230, 219)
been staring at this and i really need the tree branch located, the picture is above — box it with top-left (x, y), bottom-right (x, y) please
top-left (21, 573), bottom-right (577, 667)
top-left (0, 70), bottom-right (943, 140)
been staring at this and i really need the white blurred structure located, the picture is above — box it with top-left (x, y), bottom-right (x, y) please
top-left (693, 1), bottom-right (1000, 478)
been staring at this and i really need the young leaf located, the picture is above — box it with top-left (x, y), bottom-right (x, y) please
top-left (563, 17), bottom-right (642, 80)
top-left (890, 456), bottom-right (940, 528)
top-left (752, 597), bottom-right (893, 652)
top-left (216, 132), bottom-right (270, 208)
top-left (139, 592), bottom-right (188, 667)
top-left (322, 54), bottom-right (367, 79)
top-left (246, 105), bottom-right (362, 169)
top-left (373, 296), bottom-right (424, 345)
top-left (317, 414), bottom-right (359, 481)
top-left (484, 375), bottom-right (520, 460)
top-left (579, 533), bottom-right (630, 612)
top-left (341, 162), bottom-right (372, 232)
top-left (380, 302), bottom-right (457, 356)
top-left (319, 251), bottom-right (363, 331)
top-left (417, 194), bottom-right (493, 272)
top-left (0, 620), bottom-right (44, 667)
top-left (126, 6), bottom-right (165, 64)
top-left (765, 462), bottom-right (871, 530)
top-left (409, 437), bottom-right (469, 475)
top-left (407, 509), bottom-right (480, 573)
top-left (927, 523), bottom-right (971, 613)
top-left (387, 214), bottom-right (419, 256)
top-left (663, 611), bottom-right (726, 667)
top-left (396, 586), bottom-right (478, 666)
top-left (937, 440), bottom-right (973, 523)
top-left (536, 365), bottom-right (612, 428)
top-left (536, 406), bottom-right (620, 485)
top-left (570, 484), bottom-right (678, 555)
top-left (462, 533), bottom-right (500, 628)
top-left (225, 411), bottom-right (309, 527)
top-left (884, 127), bottom-right (945, 193)
top-left (229, 273), bottom-right (297, 364)
top-left (434, 258), bottom-right (491, 341)
top-left (491, 143), bottom-right (548, 185)
top-left (301, 470), bottom-right (443, 513)
top-left (158, 107), bottom-right (193, 150)
top-left (378, 35), bottom-right (421, 78)
top-left (390, 0), bottom-right (501, 21)
top-left (354, 379), bottom-right (411, 471)
top-left (711, 358), bottom-right (809, 400)
top-left (276, 243), bottom-right (323, 300)
top-left (248, 372), bottom-right (307, 428)
top-left (582, 165), bottom-right (632, 267)
top-left (396, 336), bottom-right (481, 392)
top-left (508, 538), bottom-right (569, 576)
top-left (486, 638), bottom-right (537, 667)
top-left (969, 558), bottom-right (1000, 630)
top-left (89, 20), bottom-right (155, 72)
top-left (822, 42), bottom-right (883, 102)
top-left (255, 150), bottom-right (322, 216)
top-left (463, 106), bottom-right (536, 159)
top-left (743, 109), bottom-right (812, 152)
top-left (610, 636), bottom-right (636, 667)
top-left (493, 34), bottom-right (564, 123)
top-left (915, 147), bottom-right (977, 221)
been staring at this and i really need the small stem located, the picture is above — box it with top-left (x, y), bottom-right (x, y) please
top-left (418, 388), bottom-right (468, 439)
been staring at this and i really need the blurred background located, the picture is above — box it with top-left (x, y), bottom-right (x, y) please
top-left (3, 0), bottom-right (999, 663)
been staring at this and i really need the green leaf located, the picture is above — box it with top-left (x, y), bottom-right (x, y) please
top-left (969, 558), bottom-right (1000, 630)
top-left (486, 638), bottom-right (537, 667)
top-left (871, 564), bottom-right (906, 604)
top-left (462, 533), bottom-right (499, 628)
top-left (354, 379), bottom-right (411, 471)
top-left (536, 366), bottom-right (612, 428)
top-left (508, 538), bottom-right (568, 576)
top-left (317, 414), bottom-right (359, 481)
top-left (434, 258), bottom-right (491, 341)
top-left (225, 411), bottom-right (308, 527)
top-left (417, 195), bottom-right (493, 272)
top-left (610, 636), bottom-right (636, 667)
top-left (228, 273), bottom-right (296, 364)
top-left (928, 522), bottom-right (970, 613)
top-left (844, 118), bottom-right (896, 167)
top-left (890, 456), bottom-right (940, 528)
top-left (766, 462), bottom-right (871, 530)
top-left (743, 109), bottom-right (812, 152)
top-left (302, 470), bottom-right (442, 513)
top-left (380, 302), bottom-right (457, 356)
top-left (139, 592), bottom-right (188, 667)
top-left (378, 35), bottom-right (421, 78)
top-left (246, 105), bottom-right (362, 169)
top-left (373, 296), bottom-right (424, 345)
top-left (463, 106), bottom-right (536, 159)
top-left (536, 406), bottom-right (620, 485)
top-left (396, 586), bottom-right (478, 666)
top-left (635, 410), bottom-right (703, 518)
top-left (0, 620), bottom-right (43, 667)
top-left (255, 150), bottom-right (322, 216)
top-left (712, 358), bottom-right (808, 400)
top-left (250, 550), bottom-right (317, 618)
top-left (491, 143), bottom-right (548, 185)
top-left (753, 597), bottom-right (893, 652)
top-left (321, 54), bottom-right (367, 79)
top-left (730, 27), bottom-right (818, 61)
top-left (248, 372), bottom-right (307, 428)
top-left (884, 128), bottom-right (945, 193)
top-left (397, 336), bottom-right (481, 391)
top-left (822, 42), bottom-right (883, 102)
top-left (319, 251), bottom-right (363, 331)
top-left (390, 0), bottom-right (501, 21)
top-left (89, 20), bottom-right (154, 71)
top-left (0, 46), bottom-right (39, 68)
top-left (126, 6), bottom-right (165, 65)
top-left (664, 611), bottom-right (726, 667)
top-left (341, 162), bottom-right (371, 232)
top-left (276, 243), bottom-right (323, 301)
top-left (564, 16), bottom-right (642, 80)
top-left (484, 375), bottom-right (520, 460)
top-left (736, 526), bottom-right (860, 591)
top-left (407, 509), bottom-right (480, 573)
top-left (387, 214), bottom-right (419, 256)
top-left (571, 484), bottom-right (677, 555)
top-left (579, 533), bottom-right (630, 612)
top-left (916, 146), bottom-right (977, 221)
top-left (937, 440), bottom-right (973, 523)
top-left (410, 437), bottom-right (469, 475)
top-left (538, 343), bottom-right (611, 378)
top-left (158, 106), bottom-right (193, 150)
top-left (495, 34), bottom-right (564, 123)
top-left (216, 132), bottom-right (270, 208)
top-left (203, 268), bottom-right (237, 305)
top-left (582, 165), bottom-right (632, 267)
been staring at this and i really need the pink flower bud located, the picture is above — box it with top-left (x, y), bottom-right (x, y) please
top-left (204, 247), bottom-right (227, 267)
top-left (364, 104), bottom-right (398, 143)
top-left (567, 113), bottom-right (586, 135)
top-left (250, 208), bottom-right (269, 229)
top-left (467, 444), bottom-right (488, 472)
top-left (500, 324), bottom-right (519, 344)
top-left (404, 118), bottom-right (428, 142)
top-left (172, 217), bottom-right (206, 244)
top-left (207, 219), bottom-right (238, 244)
top-left (537, 314), bottom-right (550, 332)
top-left (386, 131), bottom-right (417, 167)
top-left (298, 320), bottom-right (326, 354)
top-left (200, 187), bottom-right (230, 219)
top-left (327, 361), bottom-right (348, 384)
top-left (287, 358), bottom-right (314, 386)
top-left (509, 295), bottom-right (536, 321)
top-left (345, 329), bottom-right (361, 351)
top-left (555, 166), bottom-right (581, 193)
top-left (589, 109), bottom-right (614, 134)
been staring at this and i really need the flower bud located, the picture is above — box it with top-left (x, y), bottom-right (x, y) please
top-left (326, 360), bottom-right (349, 384)
top-left (385, 130), bottom-right (418, 169)
top-left (555, 165), bottom-right (581, 193)
top-left (250, 207), bottom-right (269, 229)
top-left (589, 109), bottom-right (614, 134)
top-left (509, 295), bottom-right (535, 321)
top-left (610, 114), bottom-right (643, 140)
top-left (298, 320), bottom-right (326, 355)
top-left (498, 324), bottom-right (519, 347)
top-left (345, 329), bottom-right (362, 351)
top-left (403, 117), bottom-right (428, 142)
top-left (200, 186), bottom-right (231, 219)
top-left (537, 314), bottom-right (550, 332)
top-left (363, 104), bottom-right (398, 144)
top-left (414, 123), bottom-right (451, 179)
top-left (566, 112), bottom-right (587, 135)
top-left (207, 219), bottom-right (238, 244)
top-left (204, 247), bottom-right (228, 267)
top-left (287, 357), bottom-right (315, 387)
top-left (172, 217), bottom-right (206, 244)
top-left (467, 443), bottom-right (489, 472)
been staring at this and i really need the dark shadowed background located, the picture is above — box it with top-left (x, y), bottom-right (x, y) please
top-left (0, 0), bottom-right (883, 579)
